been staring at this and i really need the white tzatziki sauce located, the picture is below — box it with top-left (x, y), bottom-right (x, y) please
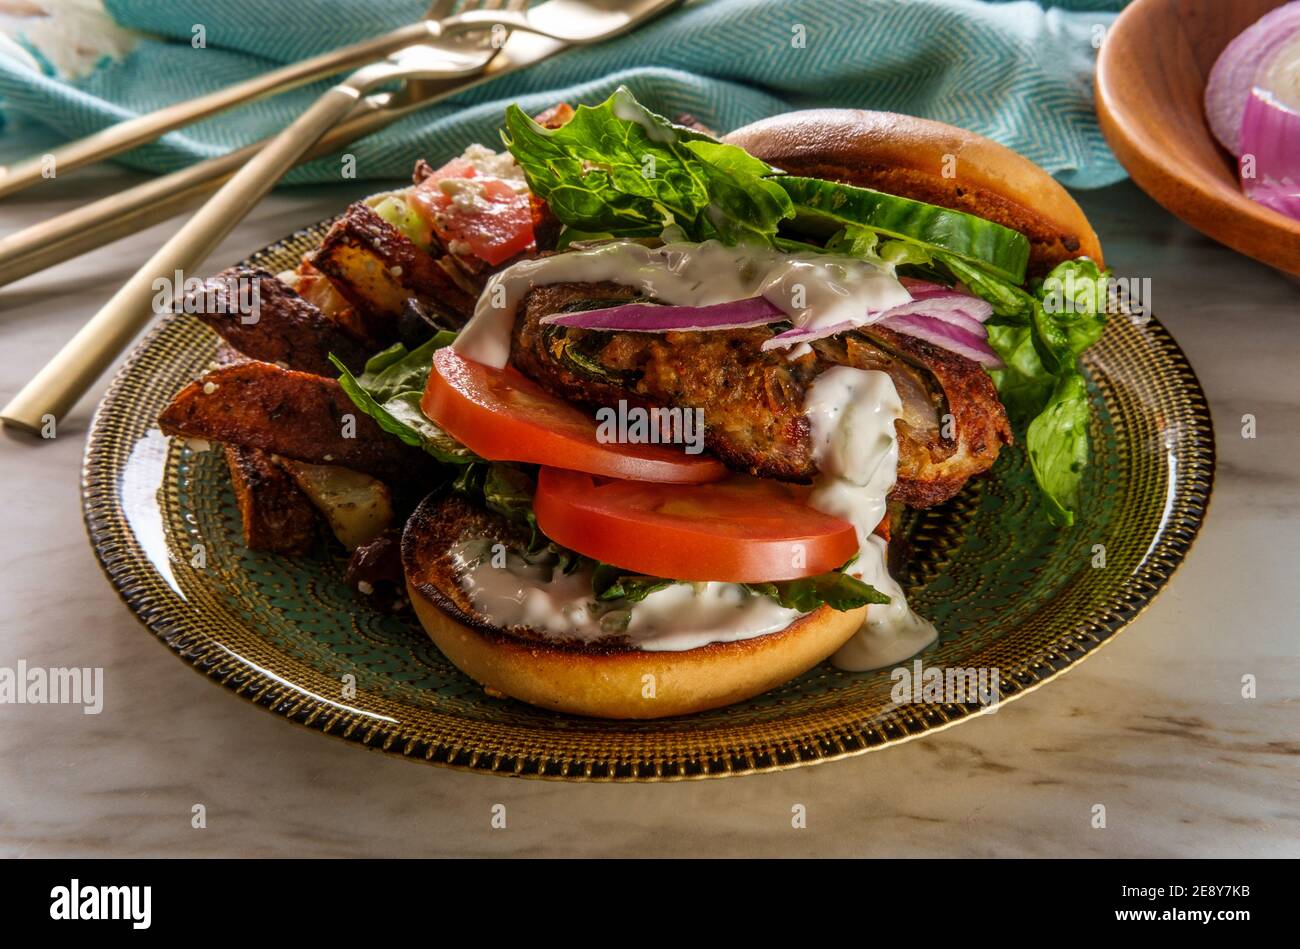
top-left (801, 366), bottom-right (937, 670)
top-left (452, 239), bottom-right (912, 368)
top-left (451, 541), bottom-right (803, 652)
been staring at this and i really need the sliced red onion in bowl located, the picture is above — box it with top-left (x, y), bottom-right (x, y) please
top-left (1245, 178), bottom-right (1300, 218)
top-left (538, 295), bottom-right (785, 332)
top-left (1240, 85), bottom-right (1300, 221)
top-left (1205, 3), bottom-right (1300, 154)
top-left (877, 313), bottom-right (1003, 368)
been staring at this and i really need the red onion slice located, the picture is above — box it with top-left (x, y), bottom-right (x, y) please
top-left (897, 277), bottom-right (954, 298)
top-left (538, 296), bottom-right (785, 332)
top-left (1245, 178), bottom-right (1300, 218)
top-left (878, 313), bottom-right (1002, 368)
top-left (879, 294), bottom-right (992, 327)
top-left (1205, 3), bottom-right (1300, 154)
top-left (760, 320), bottom-right (858, 351)
top-left (1240, 86), bottom-right (1300, 221)
top-left (537, 282), bottom-right (1000, 368)
top-left (762, 288), bottom-right (991, 351)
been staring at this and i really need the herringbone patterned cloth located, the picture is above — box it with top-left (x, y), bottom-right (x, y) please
top-left (0, 0), bottom-right (1130, 188)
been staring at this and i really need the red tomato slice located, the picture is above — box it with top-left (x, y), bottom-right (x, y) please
top-left (422, 347), bottom-right (728, 484)
top-left (409, 157), bottom-right (535, 266)
top-left (533, 467), bottom-right (860, 583)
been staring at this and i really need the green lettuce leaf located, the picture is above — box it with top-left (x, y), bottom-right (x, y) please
top-left (985, 322), bottom-right (1056, 422)
top-left (1025, 369), bottom-right (1091, 527)
top-left (933, 251), bottom-right (1035, 318)
top-left (965, 258), bottom-right (1109, 526)
top-left (452, 460), bottom-right (542, 547)
top-left (330, 332), bottom-right (477, 465)
top-left (744, 571), bottom-right (890, 612)
top-left (1036, 257), bottom-right (1109, 357)
top-left (589, 559), bottom-right (889, 612)
top-left (590, 564), bottom-right (675, 603)
top-left (503, 86), bottom-right (792, 244)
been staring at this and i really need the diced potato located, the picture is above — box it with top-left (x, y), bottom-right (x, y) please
top-left (309, 202), bottom-right (474, 332)
top-left (276, 459), bottom-right (393, 551)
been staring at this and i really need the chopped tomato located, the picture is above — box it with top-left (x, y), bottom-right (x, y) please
top-left (422, 348), bottom-right (728, 484)
top-left (408, 157), bottom-right (535, 266)
top-left (533, 467), bottom-right (860, 583)
top-left (418, 157), bottom-right (477, 187)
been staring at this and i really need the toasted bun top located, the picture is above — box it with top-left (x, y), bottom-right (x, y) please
top-left (724, 110), bottom-right (1103, 275)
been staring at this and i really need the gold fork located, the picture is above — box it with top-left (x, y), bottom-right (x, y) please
top-left (0, 0), bottom-right (514, 433)
top-left (0, 0), bottom-right (681, 433)
top-left (0, 1), bottom-right (462, 201)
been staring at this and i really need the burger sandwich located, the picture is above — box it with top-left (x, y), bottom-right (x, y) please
top-left (160, 89), bottom-right (1110, 719)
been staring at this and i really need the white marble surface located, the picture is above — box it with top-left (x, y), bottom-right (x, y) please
top-left (1, 118), bottom-right (1297, 858)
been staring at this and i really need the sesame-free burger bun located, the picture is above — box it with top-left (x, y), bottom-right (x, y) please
top-left (402, 492), bottom-right (866, 720)
top-left (724, 109), bottom-right (1103, 274)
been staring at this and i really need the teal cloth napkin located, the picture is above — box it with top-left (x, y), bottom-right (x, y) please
top-left (0, 0), bottom-right (1130, 189)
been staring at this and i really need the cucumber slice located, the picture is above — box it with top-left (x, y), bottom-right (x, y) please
top-left (373, 194), bottom-right (432, 252)
top-left (776, 176), bottom-right (1030, 285)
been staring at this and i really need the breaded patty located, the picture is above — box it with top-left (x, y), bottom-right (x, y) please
top-left (813, 327), bottom-right (1012, 507)
top-left (509, 282), bottom-right (1011, 506)
top-left (511, 282), bottom-right (819, 481)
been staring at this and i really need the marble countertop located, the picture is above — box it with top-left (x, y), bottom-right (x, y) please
top-left (1, 119), bottom-right (1297, 859)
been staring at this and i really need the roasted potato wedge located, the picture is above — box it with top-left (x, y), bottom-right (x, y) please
top-left (223, 444), bottom-right (318, 553)
top-left (157, 360), bottom-right (438, 487)
top-left (277, 459), bottom-right (394, 551)
top-left (189, 267), bottom-right (371, 376)
top-left (293, 259), bottom-right (376, 347)
top-left (310, 202), bottom-right (475, 334)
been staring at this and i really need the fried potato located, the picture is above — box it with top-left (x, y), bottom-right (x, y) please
top-left (157, 360), bottom-right (437, 486)
top-left (310, 202), bottom-right (475, 333)
top-left (223, 444), bottom-right (318, 553)
top-left (277, 458), bottom-right (393, 551)
top-left (189, 267), bottom-right (371, 376)
top-left (294, 259), bottom-right (376, 346)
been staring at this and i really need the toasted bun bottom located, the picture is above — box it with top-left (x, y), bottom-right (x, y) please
top-left (401, 492), bottom-right (866, 719)
top-left (407, 580), bottom-right (865, 719)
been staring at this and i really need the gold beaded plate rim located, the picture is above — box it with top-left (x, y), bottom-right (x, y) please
top-left (81, 220), bottom-right (1216, 782)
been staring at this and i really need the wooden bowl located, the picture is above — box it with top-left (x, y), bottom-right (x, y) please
top-left (1096, 0), bottom-right (1300, 277)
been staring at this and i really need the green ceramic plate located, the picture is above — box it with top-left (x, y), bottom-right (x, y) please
top-left (82, 221), bottom-right (1215, 781)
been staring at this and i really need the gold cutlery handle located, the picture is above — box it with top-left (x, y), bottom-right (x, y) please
top-left (0, 33), bottom-right (562, 287)
top-left (0, 21), bottom-right (434, 201)
top-left (0, 85), bottom-right (364, 433)
top-left (0, 99), bottom-right (380, 286)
